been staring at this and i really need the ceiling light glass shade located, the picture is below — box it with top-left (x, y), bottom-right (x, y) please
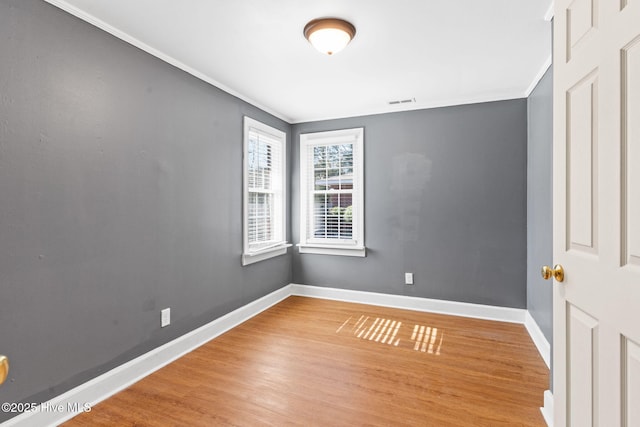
top-left (304, 18), bottom-right (356, 55)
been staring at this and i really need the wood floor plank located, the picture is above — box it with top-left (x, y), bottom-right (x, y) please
top-left (64, 296), bottom-right (549, 426)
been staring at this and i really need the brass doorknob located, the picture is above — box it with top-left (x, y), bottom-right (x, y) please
top-left (0, 355), bottom-right (8, 385)
top-left (541, 264), bottom-right (565, 282)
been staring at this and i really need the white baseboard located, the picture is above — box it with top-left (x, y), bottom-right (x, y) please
top-left (292, 284), bottom-right (552, 424)
top-left (4, 283), bottom-right (551, 426)
top-left (2, 285), bottom-right (292, 427)
top-left (541, 389), bottom-right (554, 426)
top-left (524, 311), bottom-right (551, 368)
top-left (291, 284), bottom-right (526, 324)
top-left (292, 284), bottom-right (551, 369)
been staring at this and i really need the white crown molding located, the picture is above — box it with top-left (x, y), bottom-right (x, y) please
top-left (544, 2), bottom-right (555, 22)
top-left (291, 94), bottom-right (525, 124)
top-left (524, 55), bottom-right (552, 98)
top-left (42, 0), bottom-right (292, 124)
top-left (523, 1), bottom-right (553, 99)
top-left (42, 0), bottom-right (542, 125)
top-left (4, 283), bottom-right (550, 426)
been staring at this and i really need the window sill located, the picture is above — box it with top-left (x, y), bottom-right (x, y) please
top-left (297, 244), bottom-right (366, 257)
top-left (242, 244), bottom-right (292, 266)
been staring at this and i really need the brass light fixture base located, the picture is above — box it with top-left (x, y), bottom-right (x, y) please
top-left (303, 18), bottom-right (356, 55)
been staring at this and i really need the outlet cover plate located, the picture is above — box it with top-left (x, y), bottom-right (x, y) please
top-left (405, 273), bottom-right (414, 285)
top-left (161, 308), bottom-right (171, 327)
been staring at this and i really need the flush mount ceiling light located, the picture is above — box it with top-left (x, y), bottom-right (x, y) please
top-left (304, 18), bottom-right (356, 56)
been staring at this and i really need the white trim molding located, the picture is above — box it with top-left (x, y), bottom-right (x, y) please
top-left (42, 0), bottom-right (291, 123)
top-left (290, 284), bottom-right (526, 324)
top-left (525, 55), bottom-right (552, 97)
top-left (298, 128), bottom-right (365, 257)
top-left (524, 1), bottom-right (553, 98)
top-left (297, 244), bottom-right (366, 257)
top-left (3, 285), bottom-right (293, 427)
top-left (541, 390), bottom-right (554, 426)
top-left (524, 312), bottom-right (551, 368)
top-left (242, 244), bottom-right (291, 266)
top-left (544, 2), bottom-right (555, 22)
top-left (5, 283), bottom-right (551, 426)
top-left (291, 284), bottom-right (551, 367)
top-left (241, 117), bottom-right (288, 266)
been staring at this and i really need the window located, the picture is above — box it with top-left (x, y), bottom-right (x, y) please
top-left (299, 127), bottom-right (365, 257)
top-left (242, 117), bottom-right (289, 265)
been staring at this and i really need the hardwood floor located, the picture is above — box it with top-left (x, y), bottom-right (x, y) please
top-left (64, 296), bottom-right (549, 426)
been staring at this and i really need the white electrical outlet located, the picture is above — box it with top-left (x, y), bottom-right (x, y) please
top-left (161, 308), bottom-right (171, 327)
top-left (405, 272), bottom-right (414, 285)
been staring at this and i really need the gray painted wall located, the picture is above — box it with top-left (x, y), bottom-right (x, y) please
top-left (291, 100), bottom-right (528, 308)
top-left (0, 0), bottom-right (546, 419)
top-left (527, 66), bottom-right (553, 342)
top-left (0, 0), bottom-right (291, 420)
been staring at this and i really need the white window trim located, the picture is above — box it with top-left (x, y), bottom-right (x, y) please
top-left (298, 127), bottom-right (365, 257)
top-left (242, 117), bottom-right (289, 266)
top-left (242, 243), bottom-right (292, 266)
top-left (297, 243), bottom-right (366, 257)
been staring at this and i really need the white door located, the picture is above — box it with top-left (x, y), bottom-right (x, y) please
top-left (553, 1), bottom-right (640, 426)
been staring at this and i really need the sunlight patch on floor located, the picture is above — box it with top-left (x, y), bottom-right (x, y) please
top-left (337, 314), bottom-right (444, 354)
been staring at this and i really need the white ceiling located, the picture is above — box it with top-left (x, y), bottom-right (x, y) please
top-left (44, 0), bottom-right (553, 124)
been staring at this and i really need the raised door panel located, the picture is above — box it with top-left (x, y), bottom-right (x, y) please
top-left (567, 70), bottom-right (599, 254)
top-left (623, 338), bottom-right (640, 426)
top-left (566, 0), bottom-right (598, 61)
top-left (568, 304), bottom-right (599, 426)
top-left (555, 0), bottom-right (640, 425)
top-left (622, 36), bottom-right (640, 266)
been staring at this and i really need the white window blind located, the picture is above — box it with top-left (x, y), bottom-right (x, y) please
top-left (247, 129), bottom-right (281, 249)
top-left (299, 128), bottom-right (365, 257)
top-left (243, 117), bottom-right (287, 265)
top-left (307, 142), bottom-right (356, 243)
